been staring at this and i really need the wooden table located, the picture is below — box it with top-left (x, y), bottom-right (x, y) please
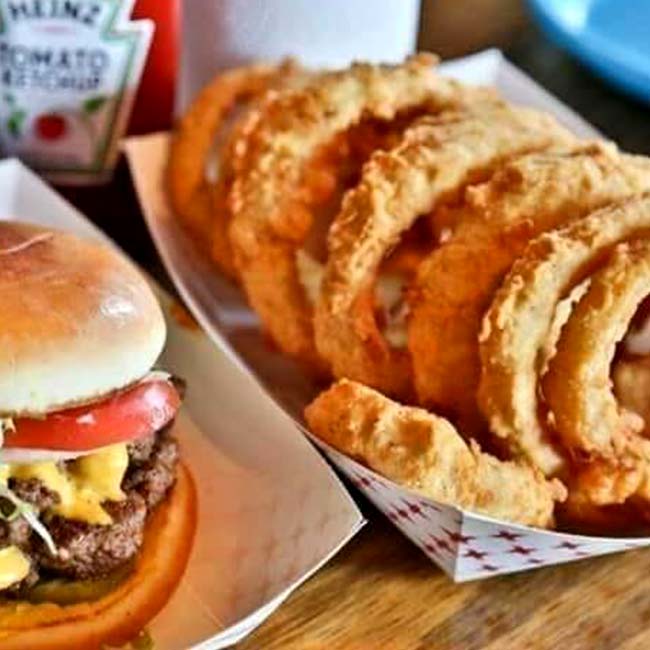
top-left (63, 24), bottom-right (650, 650)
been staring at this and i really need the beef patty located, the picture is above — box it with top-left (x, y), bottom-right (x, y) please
top-left (0, 426), bottom-right (178, 593)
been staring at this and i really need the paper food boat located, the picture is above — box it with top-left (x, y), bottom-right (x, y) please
top-left (125, 48), bottom-right (650, 586)
top-left (0, 159), bottom-right (363, 649)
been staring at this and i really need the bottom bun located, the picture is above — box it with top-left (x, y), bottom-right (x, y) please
top-left (0, 462), bottom-right (197, 650)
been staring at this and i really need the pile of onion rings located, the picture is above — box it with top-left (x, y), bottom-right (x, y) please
top-left (168, 60), bottom-right (305, 279)
top-left (168, 53), bottom-right (650, 532)
top-left (315, 103), bottom-right (574, 400)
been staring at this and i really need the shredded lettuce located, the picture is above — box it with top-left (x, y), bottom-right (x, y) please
top-left (0, 484), bottom-right (57, 555)
top-left (0, 418), bottom-right (57, 555)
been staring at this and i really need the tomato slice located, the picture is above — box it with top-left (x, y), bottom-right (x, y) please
top-left (5, 380), bottom-right (181, 452)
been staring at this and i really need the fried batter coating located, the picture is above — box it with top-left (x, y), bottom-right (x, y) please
top-left (305, 379), bottom-right (565, 527)
top-left (410, 144), bottom-right (650, 432)
top-left (169, 61), bottom-right (300, 278)
top-left (614, 355), bottom-right (650, 432)
top-left (315, 103), bottom-right (574, 398)
top-left (479, 194), bottom-right (650, 476)
top-left (544, 241), bottom-right (650, 457)
top-left (229, 55), bottom-right (483, 371)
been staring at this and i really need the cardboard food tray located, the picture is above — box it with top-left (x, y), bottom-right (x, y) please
top-left (125, 49), bottom-right (650, 585)
top-left (0, 159), bottom-right (363, 649)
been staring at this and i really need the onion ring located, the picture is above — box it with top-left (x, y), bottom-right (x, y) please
top-left (305, 379), bottom-right (566, 527)
top-left (614, 355), bottom-right (650, 432)
top-left (315, 103), bottom-right (574, 398)
top-left (543, 241), bottom-right (650, 457)
top-left (538, 278), bottom-right (591, 377)
top-left (410, 144), bottom-right (650, 432)
top-left (229, 54), bottom-right (483, 371)
top-left (478, 193), bottom-right (650, 476)
top-left (168, 61), bottom-right (300, 278)
top-left (557, 497), bottom-right (648, 534)
top-left (563, 428), bottom-right (650, 508)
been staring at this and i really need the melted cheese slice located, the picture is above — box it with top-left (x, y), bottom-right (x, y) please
top-left (3, 444), bottom-right (129, 526)
top-left (0, 546), bottom-right (30, 590)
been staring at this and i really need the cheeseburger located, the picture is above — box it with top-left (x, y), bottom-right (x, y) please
top-left (0, 223), bottom-right (195, 650)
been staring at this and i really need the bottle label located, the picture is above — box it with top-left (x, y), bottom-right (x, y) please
top-left (0, 0), bottom-right (153, 184)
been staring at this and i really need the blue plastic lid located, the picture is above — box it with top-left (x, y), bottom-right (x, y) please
top-left (527, 0), bottom-right (650, 104)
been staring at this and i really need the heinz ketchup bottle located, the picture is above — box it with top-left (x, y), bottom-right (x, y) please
top-left (0, 0), bottom-right (175, 185)
top-left (55, 0), bottom-right (179, 266)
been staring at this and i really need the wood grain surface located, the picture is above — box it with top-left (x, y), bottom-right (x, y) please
top-left (239, 512), bottom-right (650, 650)
top-left (61, 20), bottom-right (650, 650)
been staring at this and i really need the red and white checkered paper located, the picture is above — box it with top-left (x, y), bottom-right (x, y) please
top-left (125, 47), bottom-right (650, 592)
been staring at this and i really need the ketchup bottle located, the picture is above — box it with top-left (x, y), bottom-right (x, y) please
top-left (58, 0), bottom-right (179, 253)
top-left (130, 0), bottom-right (180, 134)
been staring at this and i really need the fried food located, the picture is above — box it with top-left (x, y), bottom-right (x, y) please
top-left (315, 103), bottom-right (575, 399)
top-left (228, 54), bottom-right (486, 371)
top-left (538, 278), bottom-right (591, 376)
top-left (557, 497), bottom-right (649, 534)
top-left (546, 250), bottom-right (650, 505)
top-left (169, 61), bottom-right (300, 278)
top-left (559, 408), bottom-right (650, 509)
top-left (614, 355), bottom-right (650, 432)
top-left (622, 296), bottom-right (650, 355)
top-left (305, 379), bottom-right (566, 527)
top-left (479, 194), bottom-right (650, 476)
top-left (543, 241), bottom-right (650, 458)
top-left (410, 145), bottom-right (650, 432)
top-left (168, 53), bottom-right (650, 535)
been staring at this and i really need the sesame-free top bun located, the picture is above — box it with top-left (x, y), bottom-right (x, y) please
top-left (0, 222), bottom-right (166, 415)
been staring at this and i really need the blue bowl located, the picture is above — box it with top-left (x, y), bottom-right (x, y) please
top-left (527, 0), bottom-right (650, 104)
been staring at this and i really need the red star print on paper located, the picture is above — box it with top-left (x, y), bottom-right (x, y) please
top-left (391, 506), bottom-right (414, 522)
top-left (442, 528), bottom-right (475, 544)
top-left (556, 541), bottom-right (580, 550)
top-left (401, 498), bottom-right (428, 520)
top-left (492, 530), bottom-right (524, 541)
top-left (354, 473), bottom-right (377, 491)
top-left (424, 542), bottom-right (440, 556)
top-left (463, 548), bottom-right (488, 560)
top-left (431, 535), bottom-right (451, 553)
top-left (509, 545), bottom-right (535, 556)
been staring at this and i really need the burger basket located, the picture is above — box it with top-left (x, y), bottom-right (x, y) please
top-left (0, 159), bottom-right (363, 649)
top-left (122, 49), bottom-right (650, 629)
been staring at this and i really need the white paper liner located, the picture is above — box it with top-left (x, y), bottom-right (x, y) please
top-left (0, 158), bottom-right (363, 649)
top-left (124, 48), bottom-right (650, 590)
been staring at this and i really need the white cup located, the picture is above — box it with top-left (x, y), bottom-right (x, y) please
top-left (179, 0), bottom-right (421, 111)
